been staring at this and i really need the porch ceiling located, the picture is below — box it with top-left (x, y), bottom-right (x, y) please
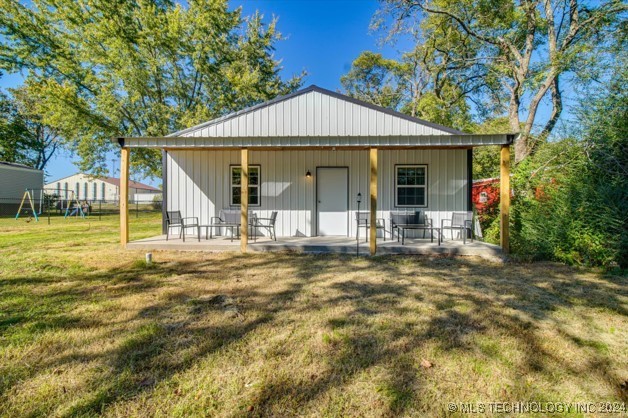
top-left (117, 133), bottom-right (516, 149)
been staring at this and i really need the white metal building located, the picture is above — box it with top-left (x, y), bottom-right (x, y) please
top-left (45, 173), bottom-right (161, 202)
top-left (118, 85), bottom-right (513, 254)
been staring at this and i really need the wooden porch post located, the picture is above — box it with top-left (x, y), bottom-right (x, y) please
top-left (500, 144), bottom-right (510, 253)
top-left (240, 148), bottom-right (249, 253)
top-left (120, 147), bottom-right (130, 247)
top-left (369, 147), bottom-right (378, 255)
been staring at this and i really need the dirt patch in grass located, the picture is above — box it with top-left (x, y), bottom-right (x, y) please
top-left (0, 215), bottom-right (626, 416)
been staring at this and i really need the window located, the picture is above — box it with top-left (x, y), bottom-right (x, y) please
top-left (101, 183), bottom-right (106, 200)
top-left (75, 182), bottom-right (80, 198)
top-left (64, 182), bottom-right (68, 199)
top-left (230, 165), bottom-right (260, 206)
top-left (56, 182), bottom-right (61, 196)
top-left (83, 183), bottom-right (88, 200)
top-left (395, 165), bottom-right (427, 207)
top-left (92, 183), bottom-right (97, 200)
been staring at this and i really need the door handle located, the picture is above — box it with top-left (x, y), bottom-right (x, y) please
top-left (318, 201), bottom-right (321, 204)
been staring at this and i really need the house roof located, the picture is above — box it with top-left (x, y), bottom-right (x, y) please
top-left (118, 85), bottom-right (516, 148)
top-left (0, 161), bottom-right (42, 172)
top-left (167, 85), bottom-right (466, 138)
top-left (100, 177), bottom-right (161, 192)
top-left (46, 173), bottom-right (160, 192)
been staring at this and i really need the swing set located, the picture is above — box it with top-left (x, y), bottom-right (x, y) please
top-left (15, 188), bottom-right (87, 222)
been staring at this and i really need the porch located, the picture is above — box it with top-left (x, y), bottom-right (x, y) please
top-left (127, 234), bottom-right (503, 259)
top-left (117, 86), bottom-right (514, 256)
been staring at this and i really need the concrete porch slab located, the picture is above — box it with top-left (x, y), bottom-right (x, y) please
top-left (127, 234), bottom-right (503, 259)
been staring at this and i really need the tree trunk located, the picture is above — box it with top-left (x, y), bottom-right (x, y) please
top-left (538, 76), bottom-right (562, 141)
top-left (509, 88), bottom-right (527, 163)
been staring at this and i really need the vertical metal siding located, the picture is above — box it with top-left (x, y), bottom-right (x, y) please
top-left (180, 91), bottom-right (453, 139)
top-left (166, 148), bottom-right (467, 238)
top-left (0, 166), bottom-right (43, 199)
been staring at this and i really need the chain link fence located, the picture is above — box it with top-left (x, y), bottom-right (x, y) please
top-left (0, 196), bottom-right (162, 220)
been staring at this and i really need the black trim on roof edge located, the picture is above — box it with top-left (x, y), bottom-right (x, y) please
top-left (167, 85), bottom-right (466, 138)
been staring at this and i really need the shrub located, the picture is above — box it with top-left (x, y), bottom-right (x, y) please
top-left (508, 71), bottom-right (627, 268)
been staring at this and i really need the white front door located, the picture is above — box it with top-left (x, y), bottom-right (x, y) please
top-left (317, 167), bottom-right (349, 236)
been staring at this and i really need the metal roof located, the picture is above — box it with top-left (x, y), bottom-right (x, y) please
top-left (119, 85), bottom-right (516, 148)
top-left (45, 173), bottom-right (160, 191)
top-left (0, 161), bottom-right (42, 171)
top-left (167, 85), bottom-right (466, 138)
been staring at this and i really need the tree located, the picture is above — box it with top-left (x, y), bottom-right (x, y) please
top-left (340, 51), bottom-right (405, 109)
top-left (340, 50), bottom-right (473, 130)
top-left (0, 90), bottom-right (29, 164)
top-left (575, 67), bottom-right (628, 266)
top-left (9, 81), bottom-right (61, 170)
top-left (503, 64), bottom-right (627, 267)
top-left (0, 82), bottom-right (59, 170)
top-left (0, 0), bottom-right (304, 177)
top-left (378, 0), bottom-right (627, 162)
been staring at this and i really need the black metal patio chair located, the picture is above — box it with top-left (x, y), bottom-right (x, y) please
top-left (253, 211), bottom-right (278, 241)
top-left (355, 211), bottom-right (386, 242)
top-left (211, 210), bottom-right (241, 242)
top-left (211, 209), bottom-right (257, 241)
top-left (441, 212), bottom-right (474, 244)
top-left (165, 210), bottom-right (200, 242)
top-left (390, 211), bottom-right (422, 240)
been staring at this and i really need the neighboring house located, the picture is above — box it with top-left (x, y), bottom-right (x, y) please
top-left (0, 161), bottom-right (44, 215)
top-left (472, 178), bottom-right (500, 214)
top-left (118, 85), bottom-right (514, 253)
top-left (45, 173), bottom-right (161, 203)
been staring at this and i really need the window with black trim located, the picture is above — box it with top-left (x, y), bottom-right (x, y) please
top-left (230, 165), bottom-right (260, 206)
top-left (395, 165), bottom-right (427, 207)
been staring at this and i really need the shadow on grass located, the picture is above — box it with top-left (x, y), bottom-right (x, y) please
top-left (1, 254), bottom-right (626, 415)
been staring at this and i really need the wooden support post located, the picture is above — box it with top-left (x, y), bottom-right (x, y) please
top-left (240, 148), bottom-right (249, 253)
top-left (369, 148), bottom-right (378, 255)
top-left (500, 144), bottom-right (510, 253)
top-left (120, 147), bottom-right (130, 247)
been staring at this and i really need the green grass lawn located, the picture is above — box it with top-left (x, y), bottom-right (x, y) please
top-left (0, 214), bottom-right (626, 417)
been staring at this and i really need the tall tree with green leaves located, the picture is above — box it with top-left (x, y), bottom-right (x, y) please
top-left (9, 81), bottom-right (61, 170)
top-left (377, 0), bottom-right (627, 162)
top-left (340, 51), bottom-right (406, 109)
top-left (0, 0), bottom-right (303, 177)
top-left (0, 81), bottom-right (60, 170)
top-left (0, 89), bottom-right (30, 164)
top-left (340, 50), bottom-right (473, 130)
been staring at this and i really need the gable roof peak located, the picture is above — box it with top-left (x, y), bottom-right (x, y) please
top-left (168, 85), bottom-right (465, 138)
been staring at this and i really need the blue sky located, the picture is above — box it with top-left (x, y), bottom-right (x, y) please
top-left (2, 0), bottom-right (408, 185)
